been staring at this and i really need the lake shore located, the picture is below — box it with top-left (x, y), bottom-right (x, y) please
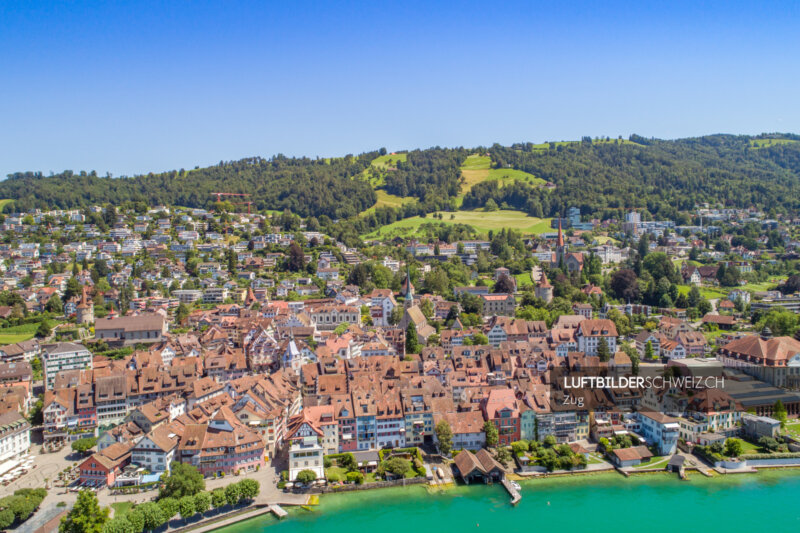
top-left (212, 467), bottom-right (800, 533)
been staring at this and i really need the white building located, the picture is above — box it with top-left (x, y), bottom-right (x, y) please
top-left (576, 320), bottom-right (618, 357)
top-left (0, 412), bottom-right (30, 462)
top-left (42, 342), bottom-right (93, 390)
top-left (131, 427), bottom-right (178, 473)
top-left (369, 289), bottom-right (397, 327)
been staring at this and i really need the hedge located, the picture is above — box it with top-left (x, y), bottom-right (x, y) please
top-left (740, 452), bottom-right (800, 460)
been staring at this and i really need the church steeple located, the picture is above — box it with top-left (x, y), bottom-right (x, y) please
top-left (557, 218), bottom-right (564, 248)
top-left (403, 265), bottom-right (414, 307)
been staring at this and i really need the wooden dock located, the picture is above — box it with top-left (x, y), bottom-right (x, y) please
top-left (500, 479), bottom-right (521, 505)
top-left (268, 504), bottom-right (288, 519)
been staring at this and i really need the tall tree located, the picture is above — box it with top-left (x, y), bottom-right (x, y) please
top-left (435, 420), bottom-right (453, 456)
top-left (59, 490), bottom-right (109, 533)
top-left (287, 242), bottom-right (306, 272)
top-left (483, 420), bottom-right (499, 447)
top-left (597, 337), bottom-right (611, 362)
top-left (405, 322), bottom-right (420, 354)
top-left (159, 462), bottom-right (205, 500)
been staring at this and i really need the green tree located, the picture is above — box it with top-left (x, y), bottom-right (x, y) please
top-left (724, 438), bottom-right (743, 457)
top-left (0, 509), bottom-right (15, 530)
top-left (596, 337), bottom-right (611, 362)
top-left (193, 492), bottom-right (211, 515)
top-left (483, 420), bottom-right (498, 447)
top-left (345, 471), bottom-right (364, 484)
top-left (472, 332), bottom-right (489, 345)
top-left (773, 399), bottom-right (788, 429)
top-left (101, 517), bottom-right (133, 533)
top-left (644, 340), bottom-right (654, 360)
top-left (46, 294), bottom-right (64, 314)
top-left (59, 490), bottom-right (109, 533)
top-left (63, 277), bottom-right (82, 303)
top-left (71, 437), bottom-right (97, 455)
top-left (36, 320), bottom-right (53, 338)
top-left (405, 322), bottom-right (420, 354)
top-left (287, 242), bottom-right (306, 272)
top-left (224, 483), bottom-right (242, 506)
top-left (178, 496), bottom-right (195, 522)
top-left (157, 498), bottom-right (178, 521)
top-left (211, 489), bottom-right (227, 510)
top-left (382, 457), bottom-right (412, 477)
top-left (137, 502), bottom-right (165, 531)
top-left (125, 511), bottom-right (144, 533)
top-left (175, 303), bottom-right (190, 324)
top-left (237, 479), bottom-right (260, 501)
top-left (295, 469), bottom-right (317, 484)
top-left (158, 462), bottom-right (205, 500)
top-left (435, 420), bottom-right (453, 456)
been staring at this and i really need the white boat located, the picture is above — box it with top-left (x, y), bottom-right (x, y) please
top-left (511, 481), bottom-right (522, 491)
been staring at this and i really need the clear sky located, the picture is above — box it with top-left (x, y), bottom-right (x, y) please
top-left (2, 0), bottom-right (799, 178)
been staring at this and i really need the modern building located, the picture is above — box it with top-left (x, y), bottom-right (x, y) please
top-left (42, 342), bottom-right (92, 390)
top-left (637, 411), bottom-right (680, 455)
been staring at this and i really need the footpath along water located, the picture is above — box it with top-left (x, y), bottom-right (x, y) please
top-left (215, 470), bottom-right (800, 533)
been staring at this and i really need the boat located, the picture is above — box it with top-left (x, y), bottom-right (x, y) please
top-left (511, 481), bottom-right (522, 491)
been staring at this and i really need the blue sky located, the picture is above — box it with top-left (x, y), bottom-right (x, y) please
top-left (1, 1), bottom-right (799, 177)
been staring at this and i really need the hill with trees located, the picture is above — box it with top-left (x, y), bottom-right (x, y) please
top-left (4, 134), bottom-right (800, 222)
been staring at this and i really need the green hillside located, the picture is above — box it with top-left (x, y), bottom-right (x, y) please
top-left (363, 209), bottom-right (552, 239)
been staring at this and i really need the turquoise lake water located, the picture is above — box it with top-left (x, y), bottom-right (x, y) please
top-left (218, 471), bottom-right (800, 533)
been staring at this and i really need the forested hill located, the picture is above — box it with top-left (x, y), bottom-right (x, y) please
top-left (1, 154), bottom-right (382, 219)
top-left (466, 134), bottom-right (800, 220)
top-left (4, 134), bottom-right (800, 220)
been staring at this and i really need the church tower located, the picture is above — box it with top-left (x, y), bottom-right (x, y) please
top-left (556, 218), bottom-right (568, 266)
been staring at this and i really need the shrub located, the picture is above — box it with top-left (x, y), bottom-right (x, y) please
top-left (296, 469), bottom-right (317, 484)
top-left (345, 471), bottom-right (364, 484)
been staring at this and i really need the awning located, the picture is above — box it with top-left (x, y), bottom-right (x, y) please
top-left (0, 459), bottom-right (20, 476)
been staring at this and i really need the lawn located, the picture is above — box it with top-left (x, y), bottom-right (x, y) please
top-left (514, 272), bottom-right (533, 288)
top-left (593, 235), bottom-right (620, 245)
top-left (738, 439), bottom-right (765, 454)
top-left (362, 189), bottom-right (417, 213)
top-left (0, 323), bottom-right (40, 345)
top-left (360, 153), bottom-right (408, 187)
top-left (325, 466), bottom-right (348, 480)
top-left (527, 138), bottom-right (643, 150)
top-left (702, 329), bottom-right (729, 345)
top-left (784, 420), bottom-right (800, 439)
top-left (676, 284), bottom-right (728, 300)
top-left (111, 501), bottom-right (134, 518)
top-left (458, 154), bottom-right (543, 206)
top-left (737, 280), bottom-right (783, 293)
top-left (325, 466), bottom-right (377, 483)
top-left (587, 453), bottom-right (606, 465)
top-left (363, 209), bottom-right (553, 238)
top-left (750, 138), bottom-right (800, 149)
top-left (633, 455), bottom-right (670, 469)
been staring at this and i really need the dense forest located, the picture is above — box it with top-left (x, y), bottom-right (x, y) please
top-left (382, 147), bottom-right (469, 210)
top-left (1, 154), bottom-right (382, 219)
top-left (4, 134), bottom-right (800, 223)
top-left (466, 134), bottom-right (800, 220)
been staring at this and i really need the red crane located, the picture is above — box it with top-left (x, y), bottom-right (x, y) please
top-left (210, 192), bottom-right (253, 214)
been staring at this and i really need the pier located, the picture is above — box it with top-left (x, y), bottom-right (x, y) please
top-left (501, 478), bottom-right (521, 505)
top-left (268, 504), bottom-right (288, 519)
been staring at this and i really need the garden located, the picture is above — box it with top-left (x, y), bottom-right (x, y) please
top-left (511, 436), bottom-right (588, 472)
